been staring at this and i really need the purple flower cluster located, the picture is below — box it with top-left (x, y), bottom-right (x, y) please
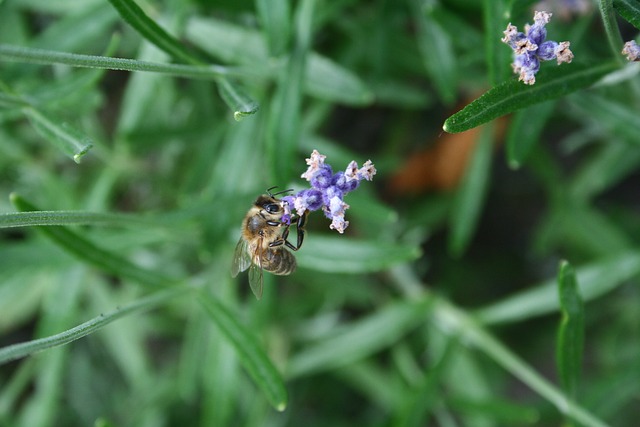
top-left (622, 40), bottom-right (640, 62)
top-left (502, 11), bottom-right (574, 85)
top-left (281, 150), bottom-right (376, 234)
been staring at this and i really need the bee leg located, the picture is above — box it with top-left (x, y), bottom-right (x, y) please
top-left (269, 224), bottom-right (296, 250)
top-left (284, 211), bottom-right (306, 251)
top-left (268, 226), bottom-right (288, 248)
top-left (268, 238), bottom-right (285, 248)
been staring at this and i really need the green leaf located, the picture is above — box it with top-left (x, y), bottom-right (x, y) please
top-left (475, 251), bottom-right (640, 325)
top-left (598, 0), bottom-right (626, 59)
top-left (266, 0), bottom-right (315, 183)
top-left (483, 0), bottom-right (509, 85)
top-left (394, 340), bottom-right (456, 427)
top-left (0, 210), bottom-right (166, 228)
top-left (614, 0), bottom-right (640, 30)
top-left (10, 193), bottom-right (176, 288)
top-left (411, 0), bottom-right (457, 104)
top-left (0, 288), bottom-right (186, 365)
top-left (554, 204), bottom-right (632, 257)
top-left (443, 62), bottom-right (619, 133)
top-left (105, 0), bottom-right (258, 117)
top-left (22, 106), bottom-right (93, 163)
top-left (106, 0), bottom-right (200, 65)
top-left (0, 44), bottom-right (232, 79)
top-left (568, 142), bottom-right (640, 202)
top-left (569, 92), bottom-right (640, 144)
top-left (304, 54), bottom-right (373, 105)
top-left (31, 3), bottom-right (118, 53)
top-left (256, 0), bottom-right (291, 57)
top-left (185, 17), bottom-right (373, 106)
top-left (432, 297), bottom-right (609, 427)
top-left (287, 298), bottom-right (432, 378)
top-left (296, 236), bottom-right (421, 273)
top-left (505, 101), bottom-right (556, 169)
top-left (217, 78), bottom-right (260, 121)
top-left (448, 124), bottom-right (493, 257)
top-left (556, 260), bottom-right (585, 401)
top-left (198, 293), bottom-right (288, 411)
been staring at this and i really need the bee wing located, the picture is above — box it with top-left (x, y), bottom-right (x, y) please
top-left (248, 240), bottom-right (264, 299)
top-left (248, 262), bottom-right (264, 300)
top-left (231, 237), bottom-right (251, 277)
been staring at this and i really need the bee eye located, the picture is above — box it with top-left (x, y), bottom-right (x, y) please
top-left (264, 203), bottom-right (281, 214)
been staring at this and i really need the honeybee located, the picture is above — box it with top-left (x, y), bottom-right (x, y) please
top-left (231, 187), bottom-right (307, 299)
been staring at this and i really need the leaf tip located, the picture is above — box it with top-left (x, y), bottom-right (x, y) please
top-left (558, 259), bottom-right (572, 275)
top-left (508, 159), bottom-right (521, 170)
top-left (276, 402), bottom-right (287, 412)
top-left (9, 192), bottom-right (19, 205)
top-left (73, 144), bottom-right (93, 163)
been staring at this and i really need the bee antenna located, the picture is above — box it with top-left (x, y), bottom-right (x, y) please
top-left (266, 186), bottom-right (294, 197)
top-left (266, 186), bottom-right (278, 196)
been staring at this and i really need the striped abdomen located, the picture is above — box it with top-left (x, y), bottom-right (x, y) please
top-left (260, 248), bottom-right (296, 275)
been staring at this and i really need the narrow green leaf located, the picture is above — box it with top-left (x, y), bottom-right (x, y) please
top-left (335, 361), bottom-right (404, 411)
top-left (255, 0), bottom-right (291, 57)
top-left (483, 0), bottom-right (509, 85)
top-left (475, 251), bottom-right (640, 325)
top-left (555, 204), bottom-right (632, 257)
top-left (569, 92), bottom-right (640, 144)
top-left (22, 106), bottom-right (93, 163)
top-left (556, 260), bottom-right (585, 401)
top-left (0, 288), bottom-right (186, 365)
top-left (185, 17), bottom-right (373, 106)
top-left (568, 142), bottom-right (640, 202)
top-left (217, 78), bottom-right (260, 121)
top-left (0, 209), bottom-right (175, 229)
top-left (0, 358), bottom-right (36, 419)
top-left (287, 298), bottom-right (432, 378)
top-left (0, 44), bottom-right (231, 79)
top-left (598, 0), bottom-right (626, 60)
top-left (432, 297), bottom-right (609, 427)
top-left (198, 293), bottom-right (288, 411)
top-left (296, 236), bottom-right (421, 273)
top-left (443, 62), bottom-right (619, 133)
top-left (506, 101), bottom-right (556, 169)
top-left (184, 17), bottom-right (268, 65)
top-left (266, 0), bottom-right (315, 182)
top-left (395, 340), bottom-right (456, 427)
top-left (412, 0), bottom-right (457, 104)
top-left (105, 0), bottom-right (259, 117)
top-left (10, 193), bottom-right (176, 288)
top-left (448, 125), bottom-right (493, 257)
top-left (31, 3), bottom-right (118, 53)
top-left (106, 0), bottom-right (200, 65)
top-left (304, 54), bottom-right (373, 105)
top-left (448, 398), bottom-right (539, 425)
top-left (614, 0), bottom-right (640, 30)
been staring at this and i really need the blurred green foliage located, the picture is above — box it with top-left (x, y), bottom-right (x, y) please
top-left (1, 0), bottom-right (640, 426)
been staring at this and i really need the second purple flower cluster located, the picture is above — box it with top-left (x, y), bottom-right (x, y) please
top-left (502, 11), bottom-right (574, 85)
top-left (281, 150), bottom-right (376, 234)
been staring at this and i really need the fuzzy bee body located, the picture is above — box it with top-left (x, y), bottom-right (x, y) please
top-left (231, 189), bottom-right (306, 299)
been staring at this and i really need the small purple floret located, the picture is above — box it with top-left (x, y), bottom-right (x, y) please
top-left (622, 40), bottom-right (640, 62)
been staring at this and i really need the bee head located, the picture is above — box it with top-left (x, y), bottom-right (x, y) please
top-left (254, 195), bottom-right (282, 214)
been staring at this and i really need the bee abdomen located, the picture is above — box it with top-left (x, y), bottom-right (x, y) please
top-left (262, 249), bottom-right (296, 276)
